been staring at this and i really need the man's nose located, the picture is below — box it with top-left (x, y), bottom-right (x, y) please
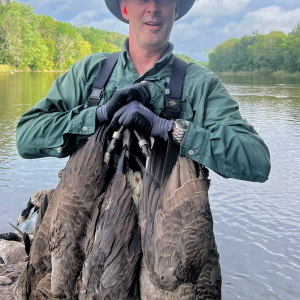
top-left (147, 0), bottom-right (160, 14)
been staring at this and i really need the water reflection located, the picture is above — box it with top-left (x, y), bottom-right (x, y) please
top-left (215, 74), bottom-right (300, 300)
top-left (0, 73), bottom-right (299, 299)
top-left (0, 72), bottom-right (67, 232)
top-left (219, 74), bottom-right (300, 85)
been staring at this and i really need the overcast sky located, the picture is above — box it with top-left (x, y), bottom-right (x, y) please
top-left (18, 0), bottom-right (300, 61)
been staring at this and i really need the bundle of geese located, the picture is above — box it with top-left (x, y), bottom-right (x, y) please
top-left (1, 125), bottom-right (222, 300)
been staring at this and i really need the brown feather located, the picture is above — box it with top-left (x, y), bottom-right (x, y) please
top-left (34, 189), bottom-right (54, 233)
top-left (15, 125), bottom-right (109, 299)
top-left (139, 138), bottom-right (221, 300)
top-left (49, 126), bottom-right (109, 297)
top-left (0, 262), bottom-right (27, 300)
top-left (77, 149), bottom-right (142, 300)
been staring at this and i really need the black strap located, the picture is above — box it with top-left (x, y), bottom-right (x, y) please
top-left (88, 52), bottom-right (120, 107)
top-left (164, 57), bottom-right (187, 119)
top-left (88, 52), bottom-right (187, 120)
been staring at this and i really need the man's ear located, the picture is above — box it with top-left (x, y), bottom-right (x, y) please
top-left (175, 0), bottom-right (181, 19)
top-left (119, 0), bottom-right (129, 21)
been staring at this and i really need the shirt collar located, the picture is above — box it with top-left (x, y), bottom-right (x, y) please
top-left (120, 38), bottom-right (175, 70)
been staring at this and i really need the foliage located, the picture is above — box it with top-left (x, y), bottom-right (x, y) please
top-left (208, 25), bottom-right (300, 74)
top-left (175, 53), bottom-right (208, 68)
top-left (0, 0), bottom-right (127, 70)
top-left (0, 0), bottom-right (48, 69)
top-left (77, 26), bottom-right (124, 53)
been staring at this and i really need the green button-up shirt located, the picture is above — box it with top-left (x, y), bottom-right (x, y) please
top-left (16, 40), bottom-right (271, 182)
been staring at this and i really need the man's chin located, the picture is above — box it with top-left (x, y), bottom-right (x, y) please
top-left (142, 36), bottom-right (167, 48)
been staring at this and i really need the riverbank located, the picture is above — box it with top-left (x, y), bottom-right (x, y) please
top-left (3, 64), bottom-right (299, 77)
top-left (0, 64), bottom-right (65, 73)
top-left (217, 70), bottom-right (300, 77)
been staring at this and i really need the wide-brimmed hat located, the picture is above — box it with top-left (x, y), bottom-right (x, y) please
top-left (104, 0), bottom-right (195, 24)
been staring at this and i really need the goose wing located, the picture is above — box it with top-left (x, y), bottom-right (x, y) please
top-left (15, 125), bottom-right (109, 299)
top-left (139, 139), bottom-right (221, 300)
top-left (49, 125), bottom-right (109, 298)
top-left (78, 148), bottom-right (141, 300)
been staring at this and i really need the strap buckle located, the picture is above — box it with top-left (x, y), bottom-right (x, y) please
top-left (163, 57), bottom-right (187, 119)
top-left (88, 88), bottom-right (103, 107)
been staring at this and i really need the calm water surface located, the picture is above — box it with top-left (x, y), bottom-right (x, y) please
top-left (0, 72), bottom-right (299, 299)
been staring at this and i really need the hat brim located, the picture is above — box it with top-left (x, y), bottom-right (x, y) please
top-left (104, 0), bottom-right (195, 24)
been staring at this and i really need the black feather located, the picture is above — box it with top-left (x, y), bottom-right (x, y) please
top-left (7, 221), bottom-right (31, 256)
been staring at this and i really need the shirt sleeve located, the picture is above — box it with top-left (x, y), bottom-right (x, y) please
top-left (16, 54), bottom-right (108, 159)
top-left (180, 73), bottom-right (271, 183)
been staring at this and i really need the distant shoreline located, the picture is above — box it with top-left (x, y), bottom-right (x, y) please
top-left (216, 70), bottom-right (300, 78)
top-left (0, 65), bottom-right (65, 73)
top-left (1, 65), bottom-right (299, 78)
top-left (0, 70), bottom-right (65, 73)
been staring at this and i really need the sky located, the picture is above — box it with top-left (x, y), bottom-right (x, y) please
top-left (18, 0), bottom-right (300, 61)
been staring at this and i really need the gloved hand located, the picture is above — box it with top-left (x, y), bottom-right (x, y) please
top-left (111, 101), bottom-right (174, 141)
top-left (96, 82), bottom-right (151, 125)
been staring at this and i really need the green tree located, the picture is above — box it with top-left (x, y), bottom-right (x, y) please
top-left (251, 31), bottom-right (287, 71)
top-left (74, 35), bottom-right (92, 61)
top-left (285, 23), bottom-right (300, 72)
top-left (54, 35), bottom-right (75, 69)
top-left (0, 1), bottom-right (49, 69)
top-left (208, 28), bottom-right (300, 74)
top-left (0, 0), bottom-right (25, 67)
top-left (229, 34), bottom-right (257, 71)
top-left (77, 26), bottom-right (126, 53)
top-left (175, 53), bottom-right (208, 67)
top-left (290, 23), bottom-right (300, 38)
top-left (208, 38), bottom-right (238, 72)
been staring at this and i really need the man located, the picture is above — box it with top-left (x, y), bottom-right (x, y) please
top-left (16, 0), bottom-right (270, 297)
top-left (16, 0), bottom-right (271, 183)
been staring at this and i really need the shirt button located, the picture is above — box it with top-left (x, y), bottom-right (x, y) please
top-left (188, 150), bottom-right (194, 156)
top-left (82, 126), bottom-right (88, 132)
top-left (57, 147), bottom-right (62, 154)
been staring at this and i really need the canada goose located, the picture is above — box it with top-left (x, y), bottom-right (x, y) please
top-left (17, 188), bottom-right (56, 226)
top-left (77, 147), bottom-right (141, 300)
top-left (15, 125), bottom-right (144, 299)
top-left (138, 137), bottom-right (222, 300)
top-left (0, 225), bottom-right (30, 300)
top-left (14, 126), bottom-right (221, 299)
top-left (0, 239), bottom-right (28, 265)
top-left (16, 173), bottom-right (59, 227)
top-left (15, 125), bottom-right (110, 299)
top-left (17, 200), bottom-right (35, 226)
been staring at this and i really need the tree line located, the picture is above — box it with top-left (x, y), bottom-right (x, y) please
top-left (0, 0), bottom-right (127, 70)
top-left (0, 0), bottom-right (205, 71)
top-left (208, 26), bottom-right (300, 74)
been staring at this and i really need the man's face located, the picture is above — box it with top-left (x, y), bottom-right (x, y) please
top-left (120, 0), bottom-right (180, 49)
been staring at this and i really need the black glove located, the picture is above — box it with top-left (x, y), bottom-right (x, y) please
top-left (96, 82), bottom-right (151, 124)
top-left (111, 101), bottom-right (174, 141)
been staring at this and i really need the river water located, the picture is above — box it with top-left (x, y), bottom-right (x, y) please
top-left (0, 72), bottom-right (299, 299)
